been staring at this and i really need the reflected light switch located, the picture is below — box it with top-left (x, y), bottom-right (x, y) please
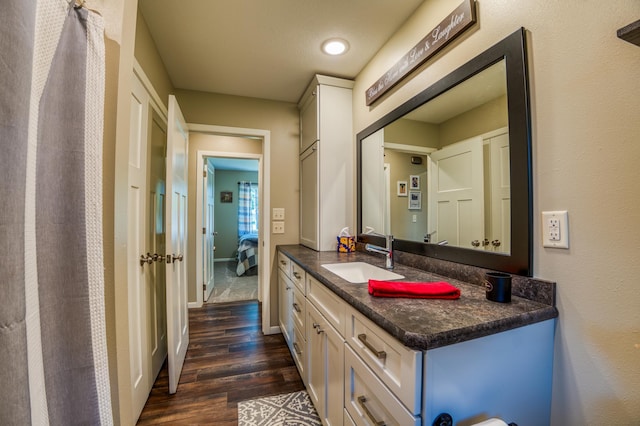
top-left (412, 215), bottom-right (417, 223)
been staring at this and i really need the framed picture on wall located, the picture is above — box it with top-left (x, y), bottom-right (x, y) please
top-left (409, 175), bottom-right (420, 190)
top-left (397, 181), bottom-right (408, 196)
top-left (220, 191), bottom-right (233, 203)
top-left (408, 191), bottom-right (421, 210)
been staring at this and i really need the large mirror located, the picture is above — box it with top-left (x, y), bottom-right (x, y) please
top-left (358, 28), bottom-right (532, 276)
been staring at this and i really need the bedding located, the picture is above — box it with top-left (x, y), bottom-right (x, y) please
top-left (236, 233), bottom-right (259, 276)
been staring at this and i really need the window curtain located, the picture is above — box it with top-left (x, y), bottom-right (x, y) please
top-left (0, 1), bottom-right (112, 424)
top-left (238, 181), bottom-right (259, 237)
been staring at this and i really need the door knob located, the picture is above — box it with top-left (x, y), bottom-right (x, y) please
top-left (166, 253), bottom-right (183, 263)
top-left (139, 254), bottom-right (153, 266)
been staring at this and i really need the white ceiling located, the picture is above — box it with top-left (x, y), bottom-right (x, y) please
top-left (138, 0), bottom-right (425, 103)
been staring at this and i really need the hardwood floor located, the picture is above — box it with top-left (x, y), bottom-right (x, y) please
top-left (137, 301), bottom-right (304, 425)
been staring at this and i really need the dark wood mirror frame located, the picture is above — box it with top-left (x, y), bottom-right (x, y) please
top-left (357, 28), bottom-right (533, 276)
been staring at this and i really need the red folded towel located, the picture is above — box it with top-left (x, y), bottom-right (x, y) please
top-left (368, 279), bottom-right (461, 299)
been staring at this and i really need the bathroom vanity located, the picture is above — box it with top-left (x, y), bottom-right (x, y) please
top-left (277, 245), bottom-right (558, 426)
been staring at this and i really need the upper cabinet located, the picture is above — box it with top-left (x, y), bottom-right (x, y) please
top-left (298, 75), bottom-right (354, 251)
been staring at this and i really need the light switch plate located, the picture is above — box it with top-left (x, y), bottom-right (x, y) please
top-left (272, 208), bottom-right (285, 220)
top-left (272, 221), bottom-right (285, 234)
top-left (542, 210), bottom-right (569, 249)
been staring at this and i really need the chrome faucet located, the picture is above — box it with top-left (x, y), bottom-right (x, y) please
top-left (364, 232), bottom-right (394, 270)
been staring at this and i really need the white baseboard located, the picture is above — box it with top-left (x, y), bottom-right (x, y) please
top-left (263, 325), bottom-right (282, 336)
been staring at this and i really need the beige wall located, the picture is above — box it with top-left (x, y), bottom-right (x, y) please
top-left (353, 1), bottom-right (640, 424)
top-left (385, 150), bottom-right (428, 241)
top-left (439, 94), bottom-right (507, 146)
top-left (134, 9), bottom-right (173, 108)
top-left (386, 118), bottom-right (439, 148)
top-left (177, 90), bottom-right (300, 325)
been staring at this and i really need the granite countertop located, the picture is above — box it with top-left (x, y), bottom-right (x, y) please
top-left (277, 244), bottom-right (558, 351)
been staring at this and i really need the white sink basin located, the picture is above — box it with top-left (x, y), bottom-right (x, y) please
top-left (321, 262), bottom-right (404, 284)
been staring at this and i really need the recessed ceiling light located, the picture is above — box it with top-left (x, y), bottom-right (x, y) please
top-left (322, 38), bottom-right (349, 56)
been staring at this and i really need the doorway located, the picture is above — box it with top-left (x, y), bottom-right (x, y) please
top-left (192, 124), bottom-right (273, 336)
top-left (203, 157), bottom-right (260, 304)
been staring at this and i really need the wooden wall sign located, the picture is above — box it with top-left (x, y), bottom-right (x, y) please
top-left (365, 0), bottom-right (477, 106)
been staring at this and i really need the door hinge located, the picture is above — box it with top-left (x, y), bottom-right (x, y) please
top-left (202, 227), bottom-right (206, 234)
top-left (203, 170), bottom-right (207, 178)
top-left (203, 283), bottom-right (206, 291)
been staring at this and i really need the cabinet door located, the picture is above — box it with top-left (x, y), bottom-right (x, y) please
top-left (278, 269), bottom-right (293, 346)
top-left (306, 301), bottom-right (344, 426)
top-left (306, 301), bottom-right (325, 417)
top-left (300, 143), bottom-right (318, 250)
top-left (300, 87), bottom-right (319, 153)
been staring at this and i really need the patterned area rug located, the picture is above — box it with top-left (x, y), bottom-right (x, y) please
top-left (238, 391), bottom-right (321, 425)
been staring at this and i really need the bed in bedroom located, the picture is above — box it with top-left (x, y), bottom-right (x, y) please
top-left (236, 233), bottom-right (259, 276)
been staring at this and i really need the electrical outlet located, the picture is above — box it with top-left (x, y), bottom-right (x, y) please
top-left (272, 221), bottom-right (285, 234)
top-left (542, 211), bottom-right (569, 249)
top-left (272, 208), bottom-right (285, 220)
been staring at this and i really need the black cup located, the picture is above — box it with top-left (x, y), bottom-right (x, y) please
top-left (484, 272), bottom-right (512, 303)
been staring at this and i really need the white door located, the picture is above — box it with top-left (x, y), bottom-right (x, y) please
top-left (360, 129), bottom-right (385, 233)
top-left (166, 95), bottom-right (189, 394)
top-left (127, 74), bottom-right (151, 420)
top-left (428, 136), bottom-right (484, 248)
top-left (148, 109), bottom-right (168, 380)
top-left (489, 132), bottom-right (510, 253)
top-left (204, 161), bottom-right (216, 300)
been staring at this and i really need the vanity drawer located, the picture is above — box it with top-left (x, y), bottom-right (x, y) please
top-left (291, 262), bottom-right (306, 294)
top-left (307, 275), bottom-right (346, 337)
top-left (292, 285), bottom-right (306, 334)
top-left (346, 308), bottom-right (422, 414)
top-left (344, 345), bottom-right (419, 426)
top-left (291, 322), bottom-right (306, 385)
top-left (277, 252), bottom-right (292, 277)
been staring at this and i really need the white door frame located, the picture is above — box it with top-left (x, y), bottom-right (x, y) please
top-left (191, 124), bottom-right (273, 336)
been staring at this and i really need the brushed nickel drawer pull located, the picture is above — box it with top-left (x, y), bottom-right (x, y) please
top-left (293, 342), bottom-right (302, 355)
top-left (358, 333), bottom-right (387, 360)
top-left (293, 302), bottom-right (301, 313)
top-left (357, 395), bottom-right (385, 426)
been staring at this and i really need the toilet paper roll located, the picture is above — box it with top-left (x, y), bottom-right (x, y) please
top-left (471, 419), bottom-right (508, 426)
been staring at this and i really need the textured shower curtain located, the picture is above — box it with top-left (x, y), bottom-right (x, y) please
top-left (0, 0), bottom-right (112, 424)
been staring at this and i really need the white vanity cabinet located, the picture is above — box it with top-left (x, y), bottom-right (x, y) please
top-left (277, 248), bottom-right (556, 426)
top-left (306, 275), bottom-right (347, 426)
top-left (298, 75), bottom-right (354, 251)
top-left (277, 253), bottom-right (307, 382)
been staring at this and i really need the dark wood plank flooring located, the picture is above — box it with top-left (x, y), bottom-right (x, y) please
top-left (137, 301), bottom-right (304, 425)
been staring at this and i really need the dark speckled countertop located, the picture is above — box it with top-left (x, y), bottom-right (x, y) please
top-left (278, 245), bottom-right (558, 351)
